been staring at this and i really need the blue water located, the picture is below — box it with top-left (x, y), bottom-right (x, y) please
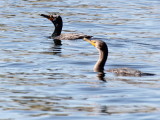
top-left (0, 0), bottom-right (160, 119)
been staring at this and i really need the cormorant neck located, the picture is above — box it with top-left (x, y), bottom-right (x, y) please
top-left (94, 47), bottom-right (108, 72)
top-left (52, 16), bottom-right (63, 37)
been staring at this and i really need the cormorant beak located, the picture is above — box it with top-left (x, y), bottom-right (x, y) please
top-left (83, 38), bottom-right (96, 47)
top-left (40, 14), bottom-right (55, 21)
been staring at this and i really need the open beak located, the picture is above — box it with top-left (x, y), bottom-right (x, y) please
top-left (83, 38), bottom-right (96, 47)
top-left (40, 14), bottom-right (54, 21)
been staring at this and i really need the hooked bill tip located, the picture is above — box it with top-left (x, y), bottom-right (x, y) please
top-left (39, 14), bottom-right (51, 19)
top-left (40, 14), bottom-right (47, 17)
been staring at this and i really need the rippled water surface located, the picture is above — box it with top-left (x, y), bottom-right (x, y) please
top-left (0, 0), bottom-right (160, 119)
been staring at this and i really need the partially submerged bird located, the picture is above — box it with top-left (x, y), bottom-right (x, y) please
top-left (83, 38), bottom-right (154, 76)
top-left (40, 13), bottom-right (92, 40)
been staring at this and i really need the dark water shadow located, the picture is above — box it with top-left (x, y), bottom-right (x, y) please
top-left (50, 39), bottom-right (62, 55)
top-left (97, 72), bottom-right (107, 82)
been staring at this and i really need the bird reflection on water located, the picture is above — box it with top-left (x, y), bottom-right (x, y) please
top-left (41, 39), bottom-right (62, 56)
top-left (51, 39), bottom-right (62, 55)
top-left (97, 72), bottom-right (106, 82)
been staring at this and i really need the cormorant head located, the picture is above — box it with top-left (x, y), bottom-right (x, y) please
top-left (83, 38), bottom-right (108, 51)
top-left (40, 13), bottom-right (62, 24)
